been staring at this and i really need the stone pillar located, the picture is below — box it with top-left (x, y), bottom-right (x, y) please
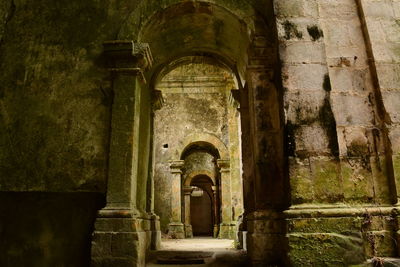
top-left (167, 160), bottom-right (185, 238)
top-left (211, 185), bottom-right (219, 238)
top-left (148, 90), bottom-right (164, 250)
top-left (217, 159), bottom-right (235, 239)
top-left (91, 41), bottom-right (153, 267)
top-left (183, 186), bottom-right (194, 238)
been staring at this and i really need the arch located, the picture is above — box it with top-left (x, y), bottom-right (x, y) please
top-left (184, 170), bottom-right (216, 186)
top-left (118, 0), bottom-right (257, 41)
top-left (175, 133), bottom-right (229, 159)
top-left (152, 54), bottom-right (244, 91)
top-left (118, 1), bottom-right (262, 83)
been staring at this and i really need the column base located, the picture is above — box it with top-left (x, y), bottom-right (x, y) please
top-left (184, 224), bottom-right (193, 238)
top-left (218, 223), bottom-right (236, 239)
top-left (246, 210), bottom-right (286, 266)
top-left (167, 222), bottom-right (185, 239)
top-left (91, 208), bottom-right (150, 267)
top-left (150, 214), bottom-right (161, 250)
top-left (213, 224), bottom-right (219, 238)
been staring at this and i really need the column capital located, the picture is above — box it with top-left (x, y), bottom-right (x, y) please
top-left (103, 41), bottom-right (153, 81)
top-left (183, 186), bottom-right (194, 195)
top-left (217, 159), bottom-right (230, 171)
top-left (169, 160), bottom-right (184, 174)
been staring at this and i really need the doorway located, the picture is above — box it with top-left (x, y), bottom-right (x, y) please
top-left (190, 175), bottom-right (215, 237)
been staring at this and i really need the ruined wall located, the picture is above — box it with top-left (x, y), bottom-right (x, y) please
top-left (0, 1), bottom-right (140, 265)
top-left (153, 63), bottom-right (243, 232)
top-left (277, 0), bottom-right (400, 265)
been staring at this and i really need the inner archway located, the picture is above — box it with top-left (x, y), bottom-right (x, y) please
top-left (152, 62), bottom-right (243, 242)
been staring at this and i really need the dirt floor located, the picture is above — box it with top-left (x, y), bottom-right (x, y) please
top-left (146, 238), bottom-right (248, 266)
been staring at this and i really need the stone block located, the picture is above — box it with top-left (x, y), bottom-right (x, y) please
top-left (318, 0), bottom-right (359, 20)
top-left (289, 158), bottom-right (314, 204)
top-left (389, 126), bottom-right (400, 153)
top-left (331, 93), bottom-right (374, 126)
top-left (372, 42), bottom-right (400, 63)
top-left (94, 218), bottom-right (140, 232)
top-left (376, 63), bottom-right (400, 90)
top-left (362, 0), bottom-right (395, 18)
top-left (340, 126), bottom-right (370, 157)
top-left (111, 232), bottom-right (139, 257)
top-left (287, 232), bottom-right (365, 266)
top-left (91, 232), bottom-right (112, 257)
top-left (381, 91), bottom-right (400, 123)
top-left (310, 157), bottom-right (343, 202)
top-left (363, 215), bottom-right (397, 232)
top-left (287, 217), bottom-right (363, 234)
top-left (363, 230), bottom-right (397, 257)
top-left (329, 67), bottom-right (372, 93)
top-left (284, 90), bottom-right (325, 123)
top-left (274, 0), bottom-right (306, 18)
top-left (294, 125), bottom-right (331, 155)
top-left (219, 224), bottom-right (236, 239)
top-left (279, 41), bottom-right (325, 64)
top-left (341, 158), bottom-right (375, 202)
top-left (167, 222), bottom-right (185, 239)
top-left (381, 18), bottom-right (400, 43)
top-left (247, 232), bottom-right (285, 264)
top-left (282, 64), bottom-right (328, 91)
top-left (365, 19), bottom-right (387, 43)
top-left (370, 155), bottom-right (393, 204)
top-left (321, 20), bottom-right (354, 48)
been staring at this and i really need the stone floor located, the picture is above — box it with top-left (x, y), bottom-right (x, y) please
top-left (146, 237), bottom-right (248, 266)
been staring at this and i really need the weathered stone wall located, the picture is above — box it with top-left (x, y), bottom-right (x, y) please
top-left (0, 1), bottom-right (142, 266)
top-left (276, 0), bottom-right (400, 265)
top-left (360, 0), bottom-right (400, 202)
top-left (0, 0), bottom-right (142, 192)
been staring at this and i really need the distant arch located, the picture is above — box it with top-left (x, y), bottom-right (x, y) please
top-left (174, 133), bottom-right (229, 159)
top-left (184, 170), bottom-right (216, 186)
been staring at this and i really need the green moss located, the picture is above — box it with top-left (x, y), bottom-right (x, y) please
top-left (312, 159), bottom-right (343, 202)
top-left (283, 20), bottom-right (303, 40)
top-left (289, 162), bottom-right (314, 204)
top-left (307, 25), bottom-right (324, 41)
top-left (347, 141), bottom-right (371, 170)
top-left (341, 161), bottom-right (374, 203)
top-left (288, 232), bottom-right (365, 266)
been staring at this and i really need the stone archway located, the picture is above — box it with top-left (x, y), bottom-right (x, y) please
top-left (91, 1), bottom-right (286, 266)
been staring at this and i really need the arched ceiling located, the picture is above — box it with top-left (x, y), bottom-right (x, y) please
top-left (136, 1), bottom-right (252, 85)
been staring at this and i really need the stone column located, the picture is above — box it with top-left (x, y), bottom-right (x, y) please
top-left (217, 159), bottom-right (235, 239)
top-left (148, 90), bottom-right (164, 250)
top-left (183, 186), bottom-right (194, 238)
top-left (211, 185), bottom-right (219, 238)
top-left (91, 41), bottom-right (153, 267)
top-left (167, 160), bottom-right (185, 238)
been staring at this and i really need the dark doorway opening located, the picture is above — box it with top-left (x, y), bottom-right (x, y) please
top-left (190, 176), bottom-right (215, 237)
